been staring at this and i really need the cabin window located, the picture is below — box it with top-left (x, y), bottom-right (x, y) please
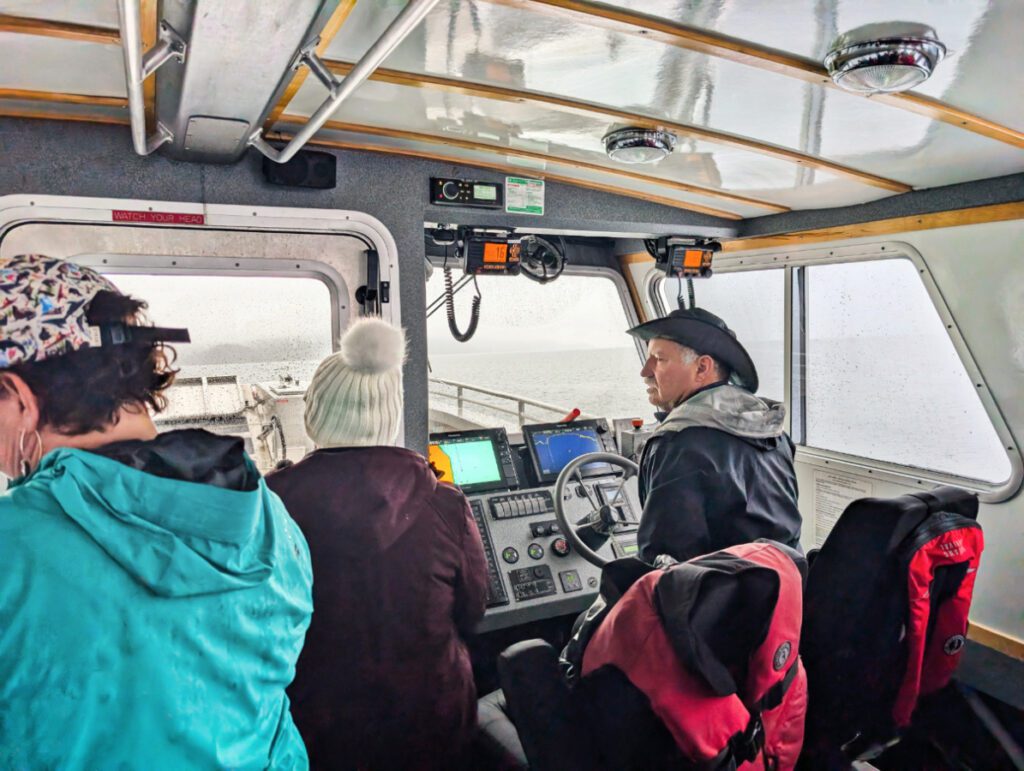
top-left (801, 258), bottom-right (1011, 484)
top-left (104, 273), bottom-right (334, 469)
top-left (426, 270), bottom-right (651, 432)
top-left (108, 273), bottom-right (334, 384)
top-left (658, 269), bottom-right (785, 403)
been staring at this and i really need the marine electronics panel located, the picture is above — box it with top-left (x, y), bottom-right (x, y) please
top-left (430, 420), bottom-right (642, 633)
top-left (428, 428), bottom-right (519, 494)
top-left (522, 419), bottom-right (618, 483)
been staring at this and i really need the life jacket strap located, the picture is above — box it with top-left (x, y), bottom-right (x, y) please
top-left (729, 711), bottom-right (765, 764)
top-left (754, 658), bottom-right (800, 713)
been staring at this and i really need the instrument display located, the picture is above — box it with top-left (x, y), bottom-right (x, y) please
top-left (429, 427), bottom-right (519, 494)
top-left (522, 419), bottom-right (617, 484)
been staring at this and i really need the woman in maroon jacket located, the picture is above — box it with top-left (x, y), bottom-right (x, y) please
top-left (267, 318), bottom-right (488, 770)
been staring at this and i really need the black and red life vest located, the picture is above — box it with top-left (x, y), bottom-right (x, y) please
top-left (578, 542), bottom-right (807, 769)
top-left (801, 487), bottom-right (984, 759)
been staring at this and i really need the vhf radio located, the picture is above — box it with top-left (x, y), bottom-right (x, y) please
top-left (462, 229), bottom-right (522, 276)
top-left (650, 236), bottom-right (721, 279)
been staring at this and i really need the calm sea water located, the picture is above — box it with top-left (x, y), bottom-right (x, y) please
top-left (430, 347), bottom-right (654, 425)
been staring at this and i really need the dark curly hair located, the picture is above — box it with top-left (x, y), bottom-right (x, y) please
top-left (3, 290), bottom-right (178, 434)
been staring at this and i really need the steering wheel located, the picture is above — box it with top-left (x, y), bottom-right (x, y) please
top-left (553, 452), bottom-right (640, 568)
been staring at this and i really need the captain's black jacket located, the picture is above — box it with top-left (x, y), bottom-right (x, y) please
top-left (637, 390), bottom-right (802, 563)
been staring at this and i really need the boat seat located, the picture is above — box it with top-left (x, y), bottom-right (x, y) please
top-left (801, 486), bottom-right (984, 765)
top-left (475, 688), bottom-right (528, 771)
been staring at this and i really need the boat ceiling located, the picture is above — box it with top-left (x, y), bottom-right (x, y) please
top-left (1, 0), bottom-right (1022, 219)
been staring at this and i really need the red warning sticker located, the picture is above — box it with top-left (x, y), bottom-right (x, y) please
top-left (112, 210), bottom-right (205, 225)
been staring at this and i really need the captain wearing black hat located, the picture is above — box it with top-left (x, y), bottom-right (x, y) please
top-left (627, 307), bottom-right (802, 564)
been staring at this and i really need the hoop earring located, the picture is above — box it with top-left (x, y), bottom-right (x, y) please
top-left (17, 429), bottom-right (42, 478)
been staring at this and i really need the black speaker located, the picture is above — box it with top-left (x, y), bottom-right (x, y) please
top-left (262, 149), bottom-right (337, 189)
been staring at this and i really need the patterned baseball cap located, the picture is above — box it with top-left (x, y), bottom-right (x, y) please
top-left (0, 254), bottom-right (189, 369)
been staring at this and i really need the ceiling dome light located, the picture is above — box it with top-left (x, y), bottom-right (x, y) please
top-left (604, 128), bottom-right (676, 164)
top-left (825, 22), bottom-right (946, 94)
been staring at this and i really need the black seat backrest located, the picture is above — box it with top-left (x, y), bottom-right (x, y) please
top-left (801, 486), bottom-right (982, 759)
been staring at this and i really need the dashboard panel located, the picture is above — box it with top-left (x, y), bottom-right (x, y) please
top-left (430, 419), bottom-right (642, 632)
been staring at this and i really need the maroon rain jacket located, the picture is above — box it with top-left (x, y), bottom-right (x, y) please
top-left (267, 446), bottom-right (488, 770)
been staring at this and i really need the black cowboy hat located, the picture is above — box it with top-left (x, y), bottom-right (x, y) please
top-left (627, 307), bottom-right (759, 392)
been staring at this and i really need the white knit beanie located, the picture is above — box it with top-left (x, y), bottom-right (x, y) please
top-left (304, 318), bottom-right (406, 448)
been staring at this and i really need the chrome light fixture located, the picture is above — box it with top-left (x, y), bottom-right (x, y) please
top-left (604, 127), bottom-right (676, 164)
top-left (825, 22), bottom-right (946, 94)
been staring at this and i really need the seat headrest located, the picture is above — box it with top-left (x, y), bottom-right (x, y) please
top-left (654, 554), bottom-right (780, 697)
top-left (911, 486), bottom-right (979, 521)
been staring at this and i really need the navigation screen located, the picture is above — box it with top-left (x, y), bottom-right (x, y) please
top-left (523, 420), bottom-right (614, 483)
top-left (428, 428), bottom-right (517, 494)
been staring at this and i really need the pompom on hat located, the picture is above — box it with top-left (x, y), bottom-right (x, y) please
top-left (304, 317), bottom-right (406, 447)
top-left (0, 254), bottom-right (190, 369)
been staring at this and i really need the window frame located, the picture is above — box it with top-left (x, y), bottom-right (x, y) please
top-left (646, 241), bottom-right (1023, 502)
top-left (75, 252), bottom-right (348, 346)
top-left (0, 194), bottom-right (399, 329)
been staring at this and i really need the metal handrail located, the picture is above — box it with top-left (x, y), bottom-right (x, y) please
top-left (250, 0), bottom-right (440, 163)
top-left (429, 390), bottom-right (549, 423)
top-left (117, 1), bottom-right (184, 155)
top-left (429, 377), bottom-right (594, 425)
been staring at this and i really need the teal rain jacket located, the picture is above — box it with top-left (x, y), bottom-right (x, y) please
top-left (0, 434), bottom-right (313, 770)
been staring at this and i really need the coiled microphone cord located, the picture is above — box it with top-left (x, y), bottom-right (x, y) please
top-left (444, 267), bottom-right (481, 342)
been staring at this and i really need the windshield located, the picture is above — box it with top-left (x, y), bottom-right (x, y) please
top-left (427, 270), bottom-right (652, 432)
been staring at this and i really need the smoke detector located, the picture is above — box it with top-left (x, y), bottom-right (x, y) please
top-left (825, 22), bottom-right (946, 94)
top-left (604, 128), bottom-right (676, 164)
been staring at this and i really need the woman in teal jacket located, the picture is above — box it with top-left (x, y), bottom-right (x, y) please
top-left (0, 255), bottom-right (312, 769)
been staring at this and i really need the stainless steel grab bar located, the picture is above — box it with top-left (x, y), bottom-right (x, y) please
top-left (117, 0), bottom-right (186, 156)
top-left (250, 0), bottom-right (440, 164)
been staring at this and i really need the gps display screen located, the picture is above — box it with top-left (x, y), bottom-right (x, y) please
top-left (428, 428), bottom-right (516, 494)
top-left (523, 420), bottom-right (613, 483)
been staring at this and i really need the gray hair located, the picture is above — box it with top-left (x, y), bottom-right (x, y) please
top-left (666, 340), bottom-right (731, 381)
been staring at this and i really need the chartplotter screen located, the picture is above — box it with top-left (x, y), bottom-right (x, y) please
top-left (523, 420), bottom-right (614, 483)
top-left (428, 428), bottom-right (519, 494)
top-left (430, 438), bottom-right (501, 486)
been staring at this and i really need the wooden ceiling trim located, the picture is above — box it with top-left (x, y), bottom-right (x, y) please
top-left (0, 105), bottom-right (129, 127)
top-left (0, 89), bottom-right (128, 108)
top-left (875, 92), bottom-right (1024, 149)
top-left (0, 13), bottom-right (119, 45)
top-left (277, 113), bottom-right (788, 213)
top-left (720, 202), bottom-right (1024, 252)
top-left (323, 59), bottom-right (910, 193)
top-left (140, 0), bottom-right (157, 129)
top-left (512, 0), bottom-right (1024, 149)
top-left (263, 0), bottom-right (360, 131)
top-left (267, 130), bottom-right (743, 219)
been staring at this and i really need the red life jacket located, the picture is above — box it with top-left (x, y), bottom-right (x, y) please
top-left (893, 520), bottom-right (983, 727)
top-left (581, 542), bottom-right (806, 770)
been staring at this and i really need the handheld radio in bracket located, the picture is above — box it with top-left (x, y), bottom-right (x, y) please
top-left (646, 236), bottom-right (721, 279)
top-left (461, 229), bottom-right (522, 276)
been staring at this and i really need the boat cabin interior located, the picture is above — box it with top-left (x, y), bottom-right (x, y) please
top-left (1, 0), bottom-right (1022, 768)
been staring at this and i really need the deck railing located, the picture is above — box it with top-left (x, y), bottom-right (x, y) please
top-left (428, 377), bottom-right (594, 427)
